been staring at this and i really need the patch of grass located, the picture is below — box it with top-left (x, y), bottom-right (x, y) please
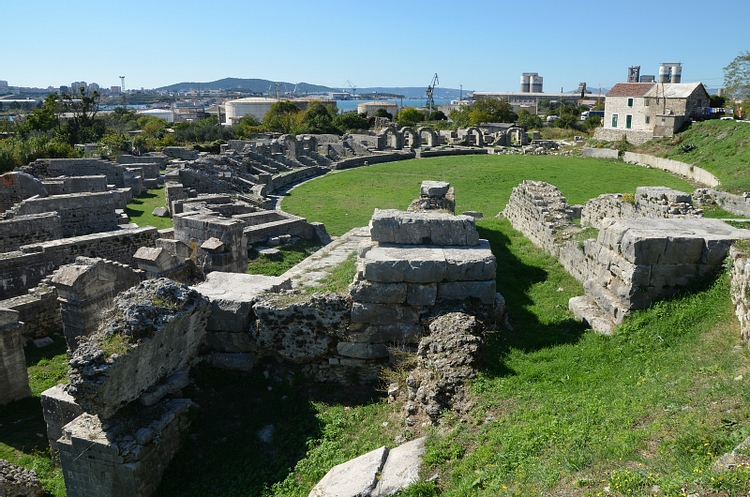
top-left (302, 252), bottom-right (357, 295)
top-left (247, 239), bottom-right (322, 276)
top-left (635, 120), bottom-right (750, 193)
top-left (125, 187), bottom-right (173, 230)
top-left (0, 334), bottom-right (67, 496)
top-left (281, 155), bottom-right (694, 236)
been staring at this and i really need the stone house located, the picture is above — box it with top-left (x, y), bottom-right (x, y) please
top-left (596, 81), bottom-right (710, 144)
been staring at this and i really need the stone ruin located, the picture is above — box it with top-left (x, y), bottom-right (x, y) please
top-left (0, 459), bottom-right (44, 497)
top-left (503, 180), bottom-right (750, 333)
top-left (22, 180), bottom-right (503, 496)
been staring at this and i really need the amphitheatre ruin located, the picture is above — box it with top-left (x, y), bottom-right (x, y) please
top-left (2, 125), bottom-right (750, 497)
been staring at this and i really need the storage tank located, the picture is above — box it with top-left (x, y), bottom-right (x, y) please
top-left (658, 64), bottom-right (671, 83)
top-left (519, 74), bottom-right (531, 93)
top-left (670, 63), bottom-right (682, 83)
top-left (529, 74), bottom-right (543, 93)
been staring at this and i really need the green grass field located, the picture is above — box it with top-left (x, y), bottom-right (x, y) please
top-left (280, 154), bottom-right (695, 236)
top-left (636, 120), bottom-right (750, 194)
top-left (125, 188), bottom-right (173, 230)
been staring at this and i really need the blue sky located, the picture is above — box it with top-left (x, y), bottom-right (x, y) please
top-left (3, 0), bottom-right (746, 92)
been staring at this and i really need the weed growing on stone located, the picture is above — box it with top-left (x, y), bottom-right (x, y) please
top-left (302, 252), bottom-right (357, 295)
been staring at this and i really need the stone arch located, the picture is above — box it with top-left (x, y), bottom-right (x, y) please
top-left (507, 126), bottom-right (527, 146)
top-left (417, 126), bottom-right (439, 147)
top-left (377, 125), bottom-right (403, 150)
top-left (399, 127), bottom-right (420, 148)
top-left (465, 126), bottom-right (484, 147)
top-left (280, 134), bottom-right (299, 159)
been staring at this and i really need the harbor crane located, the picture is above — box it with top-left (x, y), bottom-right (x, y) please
top-left (346, 80), bottom-right (357, 98)
top-left (426, 73), bottom-right (439, 114)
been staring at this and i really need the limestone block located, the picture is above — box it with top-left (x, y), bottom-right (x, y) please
top-left (351, 302), bottom-right (421, 325)
top-left (375, 437), bottom-right (426, 496)
top-left (133, 247), bottom-right (183, 274)
top-left (568, 295), bottom-right (616, 334)
top-left (437, 280), bottom-right (496, 304)
top-left (308, 446), bottom-right (388, 497)
top-left (336, 342), bottom-right (390, 359)
top-left (346, 323), bottom-right (423, 344)
top-left (0, 459), bottom-right (43, 497)
top-left (139, 368), bottom-right (190, 406)
top-left (193, 272), bottom-right (291, 333)
top-left (420, 181), bottom-right (450, 197)
top-left (361, 246), bottom-right (447, 283)
top-left (406, 283), bottom-right (437, 306)
top-left (369, 209), bottom-right (479, 246)
top-left (0, 309), bottom-right (31, 406)
top-left (348, 280), bottom-right (407, 304)
top-left (41, 385), bottom-right (84, 460)
top-left (443, 240), bottom-right (496, 281)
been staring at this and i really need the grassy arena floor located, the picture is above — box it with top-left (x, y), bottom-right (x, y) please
top-left (280, 154), bottom-right (695, 236)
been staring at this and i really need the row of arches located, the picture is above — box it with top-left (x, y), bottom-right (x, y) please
top-left (378, 125), bottom-right (440, 150)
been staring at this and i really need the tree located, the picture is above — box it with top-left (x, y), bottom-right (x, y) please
top-left (262, 101), bottom-right (302, 133)
top-left (709, 94), bottom-right (726, 108)
top-left (427, 110), bottom-right (447, 121)
top-left (448, 106), bottom-right (471, 128)
top-left (61, 86), bottom-right (105, 144)
top-left (395, 107), bottom-right (425, 127)
top-left (583, 116), bottom-right (602, 131)
top-left (724, 51), bottom-right (750, 101)
top-left (373, 108), bottom-right (393, 120)
top-left (467, 96), bottom-right (517, 125)
top-left (16, 93), bottom-right (62, 138)
top-left (300, 101), bottom-right (339, 134)
top-left (332, 112), bottom-right (368, 133)
top-left (516, 109), bottom-right (543, 129)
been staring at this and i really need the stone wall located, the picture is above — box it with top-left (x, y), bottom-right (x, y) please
top-left (0, 227), bottom-right (159, 301)
top-left (730, 245), bottom-right (750, 345)
top-left (694, 188), bottom-right (750, 217)
top-left (622, 152), bottom-right (719, 187)
top-left (52, 257), bottom-right (143, 350)
top-left (66, 279), bottom-right (210, 418)
top-left (503, 180), bottom-right (750, 333)
top-left (0, 213), bottom-right (62, 253)
top-left (593, 127), bottom-right (654, 146)
top-left (581, 147), bottom-right (619, 160)
top-left (581, 186), bottom-right (701, 229)
top-left (0, 308), bottom-right (30, 405)
top-left (15, 192), bottom-right (119, 237)
top-left (0, 171), bottom-right (48, 213)
top-left (0, 284), bottom-right (61, 339)
top-left (24, 158), bottom-right (126, 187)
top-left (41, 175), bottom-right (108, 195)
top-left (57, 399), bottom-right (193, 497)
top-left (173, 212), bottom-right (247, 274)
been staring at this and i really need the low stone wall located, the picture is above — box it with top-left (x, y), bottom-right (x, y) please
top-left (0, 227), bottom-right (159, 301)
top-left (0, 213), bottom-right (62, 253)
top-left (593, 128), bottom-right (654, 146)
top-left (416, 147), bottom-right (489, 158)
top-left (0, 308), bottom-right (30, 405)
top-left (504, 180), bottom-right (749, 332)
top-left (333, 151), bottom-right (415, 170)
top-left (41, 175), bottom-right (108, 195)
top-left (173, 212), bottom-right (247, 274)
top-left (623, 151), bottom-right (719, 187)
top-left (581, 147), bottom-right (619, 160)
top-left (730, 245), bottom-right (750, 345)
top-left (694, 189), bottom-right (750, 217)
top-left (0, 284), bottom-right (61, 339)
top-left (57, 399), bottom-right (193, 497)
top-left (15, 192), bottom-right (119, 237)
top-left (0, 171), bottom-right (48, 213)
top-left (267, 166), bottom-right (325, 193)
top-left (23, 158), bottom-right (127, 187)
top-left (581, 186), bottom-right (701, 229)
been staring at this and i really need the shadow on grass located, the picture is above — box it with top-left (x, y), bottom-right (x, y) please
top-left (157, 362), bottom-right (380, 497)
top-left (0, 397), bottom-right (48, 455)
top-left (477, 224), bottom-right (588, 379)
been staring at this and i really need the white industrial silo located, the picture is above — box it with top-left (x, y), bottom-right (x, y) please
top-left (529, 74), bottom-right (543, 93)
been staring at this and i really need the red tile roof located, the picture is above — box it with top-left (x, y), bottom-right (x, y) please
top-left (606, 83), bottom-right (655, 97)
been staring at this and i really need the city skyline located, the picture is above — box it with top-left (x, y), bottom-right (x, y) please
top-left (4, 0), bottom-right (747, 93)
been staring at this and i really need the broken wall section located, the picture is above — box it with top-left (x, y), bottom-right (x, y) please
top-left (730, 245), bottom-right (750, 345)
top-left (0, 308), bottom-right (30, 405)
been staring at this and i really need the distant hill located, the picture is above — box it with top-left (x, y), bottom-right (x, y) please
top-left (155, 78), bottom-right (468, 101)
top-left (156, 78), bottom-right (334, 94)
